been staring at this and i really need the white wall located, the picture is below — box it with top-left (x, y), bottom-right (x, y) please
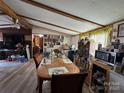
top-left (0, 32), bottom-right (3, 41)
top-left (112, 21), bottom-right (124, 43)
top-left (71, 35), bottom-right (79, 50)
top-left (32, 26), bottom-right (72, 45)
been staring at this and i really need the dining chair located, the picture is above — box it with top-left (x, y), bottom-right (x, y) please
top-left (33, 55), bottom-right (44, 93)
top-left (33, 46), bottom-right (43, 93)
top-left (33, 53), bottom-right (43, 68)
top-left (51, 73), bottom-right (88, 93)
top-left (33, 56), bottom-right (39, 69)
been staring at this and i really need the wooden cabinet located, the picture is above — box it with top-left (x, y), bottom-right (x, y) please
top-left (87, 59), bottom-right (111, 93)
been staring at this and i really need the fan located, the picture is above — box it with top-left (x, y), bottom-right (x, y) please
top-left (13, 18), bottom-right (20, 29)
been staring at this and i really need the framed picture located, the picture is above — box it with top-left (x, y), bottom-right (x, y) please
top-left (118, 23), bottom-right (124, 37)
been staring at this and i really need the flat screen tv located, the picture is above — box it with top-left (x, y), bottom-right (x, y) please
top-left (3, 34), bottom-right (24, 49)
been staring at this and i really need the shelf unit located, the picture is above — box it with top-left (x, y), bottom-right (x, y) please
top-left (87, 59), bottom-right (111, 93)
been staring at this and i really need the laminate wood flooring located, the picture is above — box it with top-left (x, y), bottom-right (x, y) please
top-left (0, 60), bottom-right (37, 93)
top-left (0, 59), bottom-right (90, 93)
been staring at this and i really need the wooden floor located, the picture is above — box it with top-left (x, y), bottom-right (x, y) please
top-left (0, 59), bottom-right (90, 93)
top-left (0, 60), bottom-right (37, 93)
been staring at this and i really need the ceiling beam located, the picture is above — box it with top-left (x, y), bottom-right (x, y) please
top-left (0, 0), bottom-right (31, 28)
top-left (18, 14), bottom-right (80, 33)
top-left (21, 0), bottom-right (104, 27)
top-left (0, 24), bottom-right (14, 26)
top-left (0, 12), bottom-right (7, 15)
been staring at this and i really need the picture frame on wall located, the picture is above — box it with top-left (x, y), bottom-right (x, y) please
top-left (118, 23), bottom-right (124, 37)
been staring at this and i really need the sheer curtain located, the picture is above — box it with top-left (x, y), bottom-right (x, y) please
top-left (80, 26), bottom-right (112, 56)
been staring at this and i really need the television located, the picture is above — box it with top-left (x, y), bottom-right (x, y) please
top-left (3, 34), bottom-right (24, 49)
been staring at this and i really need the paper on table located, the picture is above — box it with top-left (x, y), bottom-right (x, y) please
top-left (48, 67), bottom-right (69, 76)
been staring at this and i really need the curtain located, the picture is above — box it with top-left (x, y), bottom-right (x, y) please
top-left (80, 26), bottom-right (112, 56)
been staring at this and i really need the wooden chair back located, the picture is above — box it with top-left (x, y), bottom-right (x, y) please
top-left (51, 73), bottom-right (88, 93)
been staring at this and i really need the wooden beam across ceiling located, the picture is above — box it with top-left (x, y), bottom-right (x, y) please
top-left (0, 24), bottom-right (14, 26)
top-left (18, 14), bottom-right (80, 33)
top-left (0, 0), bottom-right (31, 28)
top-left (21, 0), bottom-right (104, 27)
top-left (0, 12), bottom-right (7, 15)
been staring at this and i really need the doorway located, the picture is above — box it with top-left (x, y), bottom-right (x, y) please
top-left (32, 34), bottom-right (44, 53)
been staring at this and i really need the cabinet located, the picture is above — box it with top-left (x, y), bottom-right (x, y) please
top-left (88, 60), bottom-right (111, 93)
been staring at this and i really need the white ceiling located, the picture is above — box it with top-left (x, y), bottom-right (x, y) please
top-left (0, 14), bottom-right (21, 28)
top-left (0, 14), bottom-right (17, 28)
top-left (2, 0), bottom-right (124, 35)
top-left (27, 19), bottom-right (78, 35)
top-left (35, 0), bottom-right (124, 25)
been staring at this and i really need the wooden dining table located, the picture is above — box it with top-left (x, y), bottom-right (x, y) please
top-left (36, 56), bottom-right (80, 93)
top-left (37, 57), bottom-right (80, 79)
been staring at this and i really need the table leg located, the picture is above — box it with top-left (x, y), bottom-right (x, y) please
top-left (38, 78), bottom-right (43, 93)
